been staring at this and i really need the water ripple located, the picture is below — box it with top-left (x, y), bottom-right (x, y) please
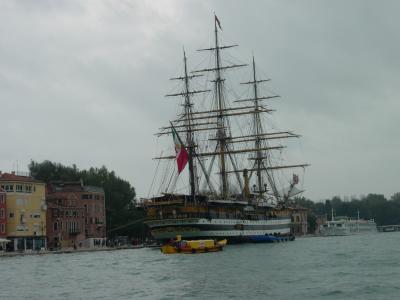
top-left (1, 233), bottom-right (400, 299)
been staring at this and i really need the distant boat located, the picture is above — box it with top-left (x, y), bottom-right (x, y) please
top-left (320, 210), bottom-right (377, 236)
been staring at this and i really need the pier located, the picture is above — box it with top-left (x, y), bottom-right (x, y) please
top-left (377, 225), bottom-right (400, 232)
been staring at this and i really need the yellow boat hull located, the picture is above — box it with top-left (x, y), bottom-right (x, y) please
top-left (161, 239), bottom-right (227, 254)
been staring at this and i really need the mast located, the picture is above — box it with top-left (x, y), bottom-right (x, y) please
top-left (214, 17), bottom-right (228, 198)
top-left (165, 51), bottom-right (209, 200)
top-left (251, 56), bottom-right (264, 196)
top-left (183, 50), bottom-right (196, 201)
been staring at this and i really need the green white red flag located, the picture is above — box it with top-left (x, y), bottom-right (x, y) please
top-left (171, 125), bottom-right (188, 174)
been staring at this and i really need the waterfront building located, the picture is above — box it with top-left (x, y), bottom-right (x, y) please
top-left (291, 207), bottom-right (308, 236)
top-left (0, 172), bottom-right (47, 251)
top-left (0, 188), bottom-right (6, 238)
top-left (46, 181), bottom-right (106, 249)
top-left (315, 215), bottom-right (327, 235)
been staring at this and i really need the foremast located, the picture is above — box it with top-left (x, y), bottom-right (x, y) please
top-left (165, 51), bottom-right (209, 202)
top-left (182, 51), bottom-right (196, 201)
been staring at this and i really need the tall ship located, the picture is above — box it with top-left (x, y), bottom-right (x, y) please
top-left (320, 210), bottom-right (377, 236)
top-left (139, 16), bottom-right (309, 243)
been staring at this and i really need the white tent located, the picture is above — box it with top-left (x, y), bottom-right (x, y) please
top-left (0, 238), bottom-right (10, 243)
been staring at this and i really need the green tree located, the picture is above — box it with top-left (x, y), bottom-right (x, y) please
top-left (29, 160), bottom-right (146, 238)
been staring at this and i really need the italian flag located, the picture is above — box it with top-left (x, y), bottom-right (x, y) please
top-left (171, 125), bottom-right (189, 174)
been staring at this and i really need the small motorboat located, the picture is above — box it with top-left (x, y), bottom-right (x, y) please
top-left (161, 235), bottom-right (227, 254)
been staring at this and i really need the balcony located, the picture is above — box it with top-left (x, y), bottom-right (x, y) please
top-left (69, 228), bottom-right (81, 235)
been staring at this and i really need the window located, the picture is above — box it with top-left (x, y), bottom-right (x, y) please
top-left (4, 185), bottom-right (14, 192)
top-left (81, 194), bottom-right (89, 200)
top-left (25, 185), bottom-right (32, 193)
top-left (95, 195), bottom-right (100, 200)
top-left (0, 208), bottom-right (4, 218)
top-left (0, 223), bottom-right (4, 233)
top-left (9, 212), bottom-right (14, 218)
top-left (16, 184), bottom-right (23, 192)
top-left (0, 195), bottom-right (4, 204)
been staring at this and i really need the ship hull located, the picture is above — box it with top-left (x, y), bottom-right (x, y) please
top-left (146, 217), bottom-right (292, 243)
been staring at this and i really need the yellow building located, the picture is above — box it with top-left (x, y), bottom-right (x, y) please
top-left (0, 172), bottom-right (47, 251)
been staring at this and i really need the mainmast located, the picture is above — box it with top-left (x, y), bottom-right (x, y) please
top-left (191, 15), bottom-right (247, 198)
top-left (251, 56), bottom-right (265, 196)
top-left (213, 17), bottom-right (228, 198)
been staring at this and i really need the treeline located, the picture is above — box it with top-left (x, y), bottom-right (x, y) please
top-left (29, 160), bottom-right (146, 238)
top-left (294, 193), bottom-right (400, 232)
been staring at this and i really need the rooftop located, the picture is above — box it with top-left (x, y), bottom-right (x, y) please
top-left (0, 172), bottom-right (43, 184)
top-left (47, 181), bottom-right (104, 194)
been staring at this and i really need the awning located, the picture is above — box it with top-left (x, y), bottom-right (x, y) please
top-left (0, 238), bottom-right (11, 243)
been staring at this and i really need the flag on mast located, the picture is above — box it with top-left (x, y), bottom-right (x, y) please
top-left (215, 15), bottom-right (222, 30)
top-left (171, 124), bottom-right (189, 174)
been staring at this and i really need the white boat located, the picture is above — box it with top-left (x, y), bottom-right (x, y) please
top-left (320, 210), bottom-right (377, 236)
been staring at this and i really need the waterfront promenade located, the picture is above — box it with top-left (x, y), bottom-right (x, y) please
top-left (0, 244), bottom-right (145, 258)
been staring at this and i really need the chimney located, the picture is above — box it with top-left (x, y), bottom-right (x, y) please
top-left (80, 178), bottom-right (84, 188)
top-left (11, 171), bottom-right (15, 175)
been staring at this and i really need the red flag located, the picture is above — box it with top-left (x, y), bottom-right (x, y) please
top-left (215, 15), bottom-right (222, 30)
top-left (171, 125), bottom-right (188, 174)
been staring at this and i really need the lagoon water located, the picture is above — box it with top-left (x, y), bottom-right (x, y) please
top-left (1, 232), bottom-right (400, 300)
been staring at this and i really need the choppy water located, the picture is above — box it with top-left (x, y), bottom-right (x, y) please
top-left (1, 232), bottom-right (400, 300)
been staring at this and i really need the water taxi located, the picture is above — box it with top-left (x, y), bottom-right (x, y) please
top-left (161, 235), bottom-right (227, 254)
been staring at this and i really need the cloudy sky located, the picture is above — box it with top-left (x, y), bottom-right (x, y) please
top-left (1, 0), bottom-right (399, 201)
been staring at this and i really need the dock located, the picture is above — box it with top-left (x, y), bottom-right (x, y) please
top-left (377, 225), bottom-right (400, 232)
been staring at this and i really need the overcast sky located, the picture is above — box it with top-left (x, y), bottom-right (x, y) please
top-left (1, 0), bottom-right (399, 201)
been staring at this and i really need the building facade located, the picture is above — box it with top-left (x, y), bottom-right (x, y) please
top-left (291, 207), bottom-right (308, 236)
top-left (0, 188), bottom-right (6, 238)
top-left (46, 181), bottom-right (106, 249)
top-left (0, 172), bottom-right (47, 251)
